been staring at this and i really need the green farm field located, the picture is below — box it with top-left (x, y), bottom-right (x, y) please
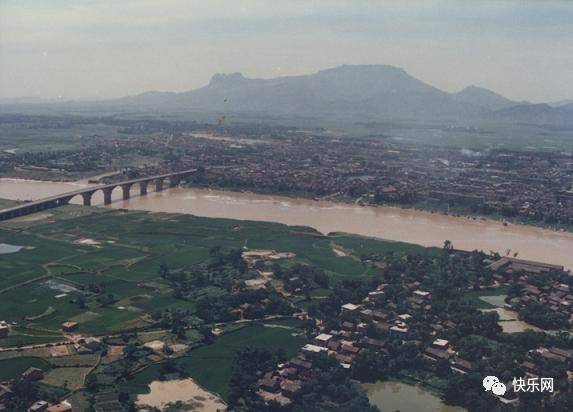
top-left (0, 206), bottom-right (437, 340)
top-left (121, 324), bottom-right (305, 401)
top-left (0, 357), bottom-right (51, 380)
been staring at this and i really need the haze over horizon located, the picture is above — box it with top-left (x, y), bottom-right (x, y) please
top-left (1, 0), bottom-right (572, 103)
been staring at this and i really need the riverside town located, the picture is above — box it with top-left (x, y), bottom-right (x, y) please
top-left (1, 1), bottom-right (573, 412)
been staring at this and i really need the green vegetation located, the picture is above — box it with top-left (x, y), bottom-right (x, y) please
top-left (1, 204), bottom-right (572, 411)
top-left (42, 367), bottom-right (92, 390)
top-left (464, 287), bottom-right (509, 309)
top-left (0, 207), bottom-right (398, 339)
top-left (122, 324), bottom-right (305, 400)
top-left (0, 357), bottom-right (51, 380)
top-left (331, 233), bottom-right (441, 258)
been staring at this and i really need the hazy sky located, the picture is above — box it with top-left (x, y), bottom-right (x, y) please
top-left (1, 0), bottom-right (572, 102)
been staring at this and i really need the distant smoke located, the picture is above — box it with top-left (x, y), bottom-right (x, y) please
top-left (460, 148), bottom-right (489, 158)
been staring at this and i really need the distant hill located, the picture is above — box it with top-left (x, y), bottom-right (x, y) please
top-left (549, 99), bottom-right (573, 107)
top-left (119, 65), bottom-right (487, 120)
top-left (490, 103), bottom-right (573, 125)
top-left (452, 85), bottom-right (517, 110)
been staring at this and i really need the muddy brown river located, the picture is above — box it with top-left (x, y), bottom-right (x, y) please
top-left (2, 178), bottom-right (573, 270)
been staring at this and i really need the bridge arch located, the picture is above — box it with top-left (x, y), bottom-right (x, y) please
top-left (0, 168), bottom-right (198, 222)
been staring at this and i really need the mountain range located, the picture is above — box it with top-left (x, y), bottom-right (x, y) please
top-left (8, 64), bottom-right (573, 125)
top-left (115, 64), bottom-right (573, 125)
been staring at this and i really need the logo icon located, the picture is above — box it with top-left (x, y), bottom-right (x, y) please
top-left (483, 376), bottom-right (506, 396)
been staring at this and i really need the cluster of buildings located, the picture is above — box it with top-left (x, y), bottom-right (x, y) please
top-left (255, 254), bottom-right (573, 408)
top-left (26, 400), bottom-right (73, 412)
top-left (528, 346), bottom-right (573, 370)
top-left (506, 281), bottom-right (572, 324)
top-left (0, 322), bottom-right (109, 411)
top-left (5, 116), bottom-right (573, 227)
top-left (166, 132), bottom-right (573, 227)
top-left (256, 281), bottom-right (467, 406)
top-left (0, 367), bottom-right (72, 412)
top-left (256, 356), bottom-right (308, 406)
top-left (488, 257), bottom-right (572, 328)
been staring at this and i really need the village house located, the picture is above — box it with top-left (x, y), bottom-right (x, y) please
top-left (313, 333), bottom-right (333, 347)
top-left (390, 325), bottom-right (409, 338)
top-left (367, 290), bottom-right (385, 300)
top-left (547, 347), bottom-right (573, 364)
top-left (74, 337), bottom-right (103, 353)
top-left (341, 303), bottom-right (360, 316)
top-left (0, 384), bottom-right (13, 403)
top-left (289, 357), bottom-right (312, 373)
top-left (431, 338), bottom-right (450, 350)
top-left (28, 400), bottom-right (49, 412)
top-left (22, 368), bottom-right (44, 382)
top-left (0, 321), bottom-right (9, 338)
top-left (61, 321), bottom-right (78, 332)
top-left (450, 358), bottom-right (474, 374)
top-left (259, 376), bottom-right (280, 393)
top-left (413, 290), bottom-right (431, 300)
top-left (423, 347), bottom-right (452, 364)
top-left (280, 380), bottom-right (302, 398)
top-left (341, 321), bottom-right (356, 331)
top-left (521, 361), bottom-right (541, 377)
top-left (302, 343), bottom-right (328, 354)
top-left (46, 401), bottom-right (72, 412)
top-left (488, 257), bottom-right (564, 275)
top-left (358, 337), bottom-right (387, 352)
top-left (327, 339), bottom-right (341, 352)
top-left (340, 341), bottom-right (361, 357)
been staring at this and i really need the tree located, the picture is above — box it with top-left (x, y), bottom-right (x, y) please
top-left (85, 374), bottom-right (98, 392)
top-left (158, 263), bottom-right (169, 278)
top-left (351, 350), bottom-right (388, 382)
top-left (443, 239), bottom-right (454, 252)
top-left (198, 325), bottom-right (215, 344)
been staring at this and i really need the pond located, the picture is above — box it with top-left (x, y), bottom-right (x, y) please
top-left (363, 380), bottom-right (466, 412)
top-left (0, 243), bottom-right (24, 254)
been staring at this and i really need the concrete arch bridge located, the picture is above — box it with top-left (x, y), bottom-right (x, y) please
top-left (0, 169), bottom-right (197, 222)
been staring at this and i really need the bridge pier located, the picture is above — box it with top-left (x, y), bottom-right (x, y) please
top-left (121, 183), bottom-right (133, 200)
top-left (0, 168), bottom-right (198, 223)
top-left (81, 191), bottom-right (96, 206)
top-left (155, 178), bottom-right (164, 192)
top-left (169, 176), bottom-right (180, 188)
top-left (140, 180), bottom-right (150, 196)
top-left (102, 187), bottom-right (115, 205)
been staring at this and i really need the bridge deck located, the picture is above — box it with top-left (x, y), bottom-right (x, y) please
top-left (0, 169), bottom-right (196, 217)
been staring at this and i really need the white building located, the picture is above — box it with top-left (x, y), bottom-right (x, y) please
top-left (314, 333), bottom-right (333, 347)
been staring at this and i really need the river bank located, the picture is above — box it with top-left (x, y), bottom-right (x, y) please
top-left (180, 181), bottom-right (573, 234)
top-left (3, 171), bottom-right (571, 234)
top-left (2, 177), bottom-right (573, 270)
